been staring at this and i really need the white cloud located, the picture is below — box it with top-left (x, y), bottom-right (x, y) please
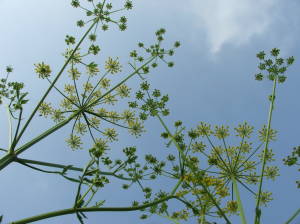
top-left (190, 0), bottom-right (277, 53)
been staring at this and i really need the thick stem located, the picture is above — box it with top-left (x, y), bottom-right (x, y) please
top-left (232, 177), bottom-right (247, 224)
top-left (10, 196), bottom-right (177, 224)
top-left (254, 78), bottom-right (277, 224)
top-left (0, 112), bottom-right (78, 171)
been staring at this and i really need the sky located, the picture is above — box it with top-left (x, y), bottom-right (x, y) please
top-left (0, 0), bottom-right (300, 223)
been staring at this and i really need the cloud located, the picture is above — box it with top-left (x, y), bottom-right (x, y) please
top-left (190, 0), bottom-right (277, 53)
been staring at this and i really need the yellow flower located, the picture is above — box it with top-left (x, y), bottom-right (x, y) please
top-left (68, 67), bottom-right (81, 80)
top-left (34, 62), bottom-right (51, 79)
top-left (105, 57), bottom-right (122, 74)
top-left (226, 201), bottom-right (238, 214)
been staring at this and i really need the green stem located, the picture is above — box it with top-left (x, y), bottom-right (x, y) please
top-left (5, 104), bottom-right (12, 151)
top-left (16, 113), bottom-right (79, 156)
top-left (232, 176), bottom-right (247, 224)
top-left (10, 196), bottom-right (177, 224)
top-left (254, 78), bottom-right (277, 224)
top-left (0, 112), bottom-right (79, 171)
top-left (200, 214), bottom-right (205, 224)
top-left (18, 158), bottom-right (83, 172)
top-left (170, 178), bottom-right (182, 195)
top-left (284, 208), bottom-right (300, 224)
top-left (0, 148), bottom-right (7, 152)
top-left (0, 154), bottom-right (15, 172)
top-left (11, 108), bottom-right (23, 152)
top-left (84, 188), bottom-right (101, 207)
top-left (76, 184), bottom-right (94, 206)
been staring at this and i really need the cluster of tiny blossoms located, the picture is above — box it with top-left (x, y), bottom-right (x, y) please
top-left (284, 146), bottom-right (300, 188)
top-left (34, 0), bottom-right (143, 152)
top-left (255, 48), bottom-right (294, 84)
top-left (35, 1), bottom-right (180, 157)
top-left (154, 120), bottom-right (278, 222)
top-left (196, 122), bottom-right (277, 205)
top-left (0, 66), bottom-right (29, 114)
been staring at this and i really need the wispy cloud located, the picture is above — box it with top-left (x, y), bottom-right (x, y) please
top-left (190, 0), bottom-right (277, 53)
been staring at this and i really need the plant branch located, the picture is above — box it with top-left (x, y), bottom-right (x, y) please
top-left (284, 208), bottom-right (300, 224)
top-left (10, 196), bottom-right (177, 224)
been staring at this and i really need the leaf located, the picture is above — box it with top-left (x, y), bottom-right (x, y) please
top-left (95, 200), bottom-right (105, 208)
top-left (21, 99), bottom-right (29, 105)
top-left (19, 92), bottom-right (28, 100)
top-left (76, 212), bottom-right (85, 224)
top-left (79, 211), bottom-right (87, 219)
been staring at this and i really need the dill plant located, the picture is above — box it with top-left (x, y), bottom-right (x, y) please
top-left (0, 1), bottom-right (299, 224)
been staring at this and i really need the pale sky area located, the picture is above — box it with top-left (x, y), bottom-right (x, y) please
top-left (0, 0), bottom-right (299, 223)
top-left (191, 0), bottom-right (278, 53)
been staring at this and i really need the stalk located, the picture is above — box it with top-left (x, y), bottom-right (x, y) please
top-left (76, 184), bottom-right (94, 206)
top-left (284, 208), bottom-right (300, 224)
top-left (170, 178), bottom-right (183, 195)
top-left (254, 78), bottom-right (277, 224)
top-left (200, 212), bottom-right (206, 224)
top-left (5, 104), bottom-right (12, 150)
top-left (232, 176), bottom-right (247, 224)
top-left (0, 112), bottom-right (78, 171)
top-left (10, 196), bottom-right (177, 224)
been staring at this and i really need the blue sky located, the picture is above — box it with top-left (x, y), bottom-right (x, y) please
top-left (0, 0), bottom-right (299, 223)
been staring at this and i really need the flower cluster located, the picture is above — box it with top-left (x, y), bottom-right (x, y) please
top-left (104, 57), bottom-right (122, 74)
top-left (34, 62), bottom-right (52, 79)
top-left (36, 2), bottom-right (159, 152)
top-left (35, 6), bottom-right (181, 165)
top-left (283, 146), bottom-right (300, 188)
top-left (194, 122), bottom-right (279, 191)
top-left (71, 0), bottom-right (133, 32)
top-left (0, 66), bottom-right (29, 114)
top-left (128, 28), bottom-right (180, 77)
top-left (129, 81), bottom-right (170, 120)
top-left (156, 120), bottom-right (279, 222)
top-left (255, 48), bottom-right (294, 83)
